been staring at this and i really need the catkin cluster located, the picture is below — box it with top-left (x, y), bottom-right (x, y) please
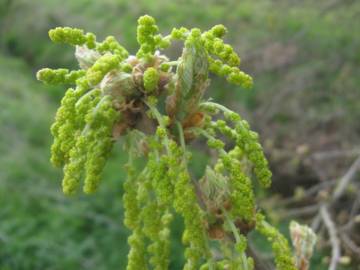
top-left (37, 15), bottom-right (305, 270)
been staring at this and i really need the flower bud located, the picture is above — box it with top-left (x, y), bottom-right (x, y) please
top-left (100, 70), bottom-right (136, 100)
top-left (75, 45), bottom-right (101, 69)
top-left (290, 221), bottom-right (317, 270)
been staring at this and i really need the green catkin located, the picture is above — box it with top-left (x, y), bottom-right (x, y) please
top-left (83, 96), bottom-right (119, 193)
top-left (49, 77), bottom-right (91, 167)
top-left (201, 25), bottom-right (253, 89)
top-left (170, 27), bottom-right (189, 40)
top-left (142, 201), bottom-right (172, 270)
top-left (208, 57), bottom-right (253, 89)
top-left (75, 88), bottom-right (102, 129)
top-left (256, 214), bottom-right (297, 270)
top-left (61, 95), bottom-right (100, 194)
top-left (221, 154), bottom-right (255, 222)
top-left (49, 27), bottom-right (87, 45)
top-left (123, 149), bottom-right (149, 270)
top-left (148, 152), bottom-right (174, 206)
top-left (175, 171), bottom-right (208, 269)
top-left (143, 67), bottom-right (160, 93)
top-left (61, 135), bottom-right (87, 194)
top-left (97, 36), bottom-right (129, 59)
top-left (37, 68), bottom-right (86, 86)
top-left (136, 161), bottom-right (172, 270)
top-left (206, 106), bottom-right (272, 188)
top-left (123, 158), bottom-right (141, 230)
top-left (50, 88), bottom-right (79, 166)
top-left (233, 120), bottom-right (272, 188)
top-left (86, 54), bottom-right (121, 85)
top-left (127, 229), bottom-right (148, 270)
top-left (147, 126), bottom-right (209, 270)
top-left (136, 15), bottom-right (159, 58)
top-left (38, 15), bottom-right (307, 270)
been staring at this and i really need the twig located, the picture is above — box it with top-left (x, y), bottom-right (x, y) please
top-left (333, 155), bottom-right (360, 201)
top-left (280, 179), bottom-right (337, 207)
top-left (311, 214), bottom-right (322, 232)
top-left (340, 194), bottom-right (360, 232)
top-left (310, 154), bottom-right (360, 265)
top-left (310, 148), bottom-right (360, 161)
top-left (340, 233), bottom-right (360, 255)
top-left (312, 155), bottom-right (360, 231)
top-left (280, 204), bottom-right (320, 218)
top-left (320, 205), bottom-right (340, 270)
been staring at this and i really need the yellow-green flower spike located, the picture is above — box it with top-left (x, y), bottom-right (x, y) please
top-left (123, 167), bottom-right (141, 230)
top-left (143, 67), bottom-right (159, 93)
top-left (97, 36), bottom-right (128, 59)
top-left (36, 68), bottom-right (85, 85)
top-left (221, 155), bottom-right (255, 222)
top-left (62, 135), bottom-right (88, 195)
top-left (209, 24), bottom-right (228, 38)
top-left (49, 27), bottom-right (93, 46)
top-left (256, 214), bottom-right (297, 270)
top-left (206, 105), bottom-right (272, 188)
top-left (86, 54), bottom-right (121, 86)
top-left (234, 120), bottom-right (272, 188)
top-left (126, 229), bottom-right (148, 270)
top-left (170, 27), bottom-right (189, 40)
top-left (174, 170), bottom-right (208, 269)
top-left (50, 87), bottom-right (81, 167)
top-left (136, 15), bottom-right (159, 58)
top-left (83, 97), bottom-right (119, 194)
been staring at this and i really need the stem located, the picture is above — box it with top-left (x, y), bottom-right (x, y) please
top-left (143, 98), bottom-right (170, 152)
top-left (223, 209), bottom-right (249, 270)
top-left (193, 128), bottom-right (227, 157)
top-left (320, 205), bottom-right (340, 270)
top-left (200, 101), bottom-right (238, 116)
top-left (166, 60), bottom-right (180, 66)
top-left (176, 121), bottom-right (186, 150)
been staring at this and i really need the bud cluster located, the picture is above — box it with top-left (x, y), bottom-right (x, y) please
top-left (37, 15), bottom-right (309, 270)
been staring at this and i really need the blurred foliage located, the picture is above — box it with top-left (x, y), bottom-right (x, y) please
top-left (0, 0), bottom-right (359, 269)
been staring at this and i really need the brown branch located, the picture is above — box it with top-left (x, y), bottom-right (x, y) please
top-left (320, 205), bottom-right (341, 270)
top-left (280, 204), bottom-right (320, 219)
top-left (340, 233), bottom-right (360, 255)
top-left (310, 149), bottom-right (360, 161)
top-left (333, 155), bottom-right (360, 201)
top-left (280, 179), bottom-right (337, 207)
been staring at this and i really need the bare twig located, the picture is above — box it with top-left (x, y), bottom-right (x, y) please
top-left (339, 194), bottom-right (360, 232)
top-left (310, 148), bottom-right (360, 161)
top-left (309, 155), bottom-right (360, 267)
top-left (333, 156), bottom-right (360, 201)
top-left (320, 205), bottom-right (341, 270)
top-left (340, 233), bottom-right (360, 255)
top-left (280, 204), bottom-right (320, 218)
top-left (311, 214), bottom-right (322, 232)
top-left (280, 179), bottom-right (337, 207)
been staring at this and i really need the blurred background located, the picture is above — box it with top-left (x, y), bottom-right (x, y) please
top-left (1, 0), bottom-right (359, 269)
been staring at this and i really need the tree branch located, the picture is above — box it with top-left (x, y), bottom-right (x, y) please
top-left (320, 205), bottom-right (340, 270)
